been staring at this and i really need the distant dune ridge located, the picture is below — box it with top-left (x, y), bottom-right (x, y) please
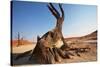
top-left (65, 30), bottom-right (97, 42)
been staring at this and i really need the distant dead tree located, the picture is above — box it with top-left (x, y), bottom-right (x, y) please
top-left (17, 32), bottom-right (24, 46)
top-left (17, 32), bottom-right (20, 47)
top-left (20, 37), bottom-right (24, 45)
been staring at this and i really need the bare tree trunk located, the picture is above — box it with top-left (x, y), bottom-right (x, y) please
top-left (17, 32), bottom-right (20, 47)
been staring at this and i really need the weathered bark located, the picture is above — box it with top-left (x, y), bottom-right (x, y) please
top-left (29, 36), bottom-right (55, 64)
top-left (56, 47), bottom-right (70, 59)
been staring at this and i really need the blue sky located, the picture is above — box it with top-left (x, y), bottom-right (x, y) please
top-left (12, 1), bottom-right (97, 41)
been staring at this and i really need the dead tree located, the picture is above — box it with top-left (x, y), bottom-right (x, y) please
top-left (20, 37), bottom-right (24, 45)
top-left (29, 3), bottom-right (71, 64)
top-left (16, 32), bottom-right (24, 46)
top-left (17, 32), bottom-right (20, 47)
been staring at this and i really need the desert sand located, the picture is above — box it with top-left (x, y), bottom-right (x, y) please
top-left (11, 31), bottom-right (97, 66)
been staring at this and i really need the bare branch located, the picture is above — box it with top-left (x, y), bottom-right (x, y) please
top-left (47, 3), bottom-right (60, 19)
top-left (59, 4), bottom-right (64, 19)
